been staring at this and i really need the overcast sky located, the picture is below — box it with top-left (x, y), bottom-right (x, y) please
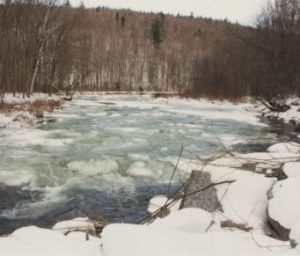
top-left (70, 0), bottom-right (266, 25)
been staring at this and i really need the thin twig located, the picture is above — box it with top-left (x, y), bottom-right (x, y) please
top-left (167, 144), bottom-right (183, 195)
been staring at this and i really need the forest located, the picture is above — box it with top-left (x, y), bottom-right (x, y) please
top-left (0, 0), bottom-right (300, 101)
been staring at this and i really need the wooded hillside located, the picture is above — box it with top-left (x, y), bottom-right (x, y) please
top-left (0, 0), bottom-right (300, 101)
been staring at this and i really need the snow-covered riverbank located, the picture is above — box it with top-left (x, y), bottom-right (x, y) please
top-left (252, 97), bottom-right (300, 133)
top-left (0, 93), bottom-right (63, 128)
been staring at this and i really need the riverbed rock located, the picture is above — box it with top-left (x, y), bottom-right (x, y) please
top-left (267, 176), bottom-right (300, 241)
top-left (264, 165), bottom-right (287, 180)
top-left (180, 170), bottom-right (223, 212)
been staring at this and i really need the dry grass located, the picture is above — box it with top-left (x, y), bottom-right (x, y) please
top-left (0, 99), bottom-right (63, 118)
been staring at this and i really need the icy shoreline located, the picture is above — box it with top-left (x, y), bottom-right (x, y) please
top-left (252, 97), bottom-right (300, 133)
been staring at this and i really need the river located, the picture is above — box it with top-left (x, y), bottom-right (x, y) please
top-left (0, 94), bottom-right (277, 234)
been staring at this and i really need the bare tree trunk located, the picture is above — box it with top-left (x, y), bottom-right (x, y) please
top-left (29, 8), bottom-right (50, 96)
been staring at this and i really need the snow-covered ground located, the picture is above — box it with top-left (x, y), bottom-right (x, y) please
top-left (252, 97), bottom-right (300, 128)
top-left (0, 93), bottom-right (62, 128)
top-left (1, 93), bottom-right (61, 103)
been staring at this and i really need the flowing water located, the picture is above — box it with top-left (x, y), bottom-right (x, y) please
top-left (0, 94), bottom-right (277, 234)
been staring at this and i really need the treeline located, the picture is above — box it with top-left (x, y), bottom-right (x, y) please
top-left (0, 0), bottom-right (82, 97)
top-left (0, 0), bottom-right (300, 101)
top-left (189, 0), bottom-right (300, 101)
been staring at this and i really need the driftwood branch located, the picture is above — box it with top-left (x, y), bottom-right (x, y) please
top-left (140, 179), bottom-right (235, 224)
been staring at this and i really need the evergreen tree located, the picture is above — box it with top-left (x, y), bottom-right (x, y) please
top-left (121, 16), bottom-right (126, 27)
top-left (150, 14), bottom-right (165, 49)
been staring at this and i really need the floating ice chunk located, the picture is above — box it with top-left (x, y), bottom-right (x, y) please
top-left (128, 154), bottom-right (150, 161)
top-left (132, 138), bottom-right (148, 144)
top-left (86, 112), bottom-right (107, 117)
top-left (126, 161), bottom-right (153, 177)
top-left (109, 100), bottom-right (156, 110)
top-left (268, 142), bottom-right (300, 154)
top-left (110, 113), bottom-right (121, 117)
top-left (160, 147), bottom-right (168, 151)
top-left (164, 157), bottom-right (201, 174)
top-left (72, 100), bottom-right (101, 107)
top-left (0, 170), bottom-right (34, 186)
top-left (6, 129), bottom-right (74, 147)
top-left (67, 159), bottom-right (119, 176)
top-left (219, 135), bottom-right (245, 147)
top-left (110, 127), bottom-right (138, 133)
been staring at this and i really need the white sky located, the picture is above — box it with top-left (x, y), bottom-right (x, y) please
top-left (70, 0), bottom-right (266, 25)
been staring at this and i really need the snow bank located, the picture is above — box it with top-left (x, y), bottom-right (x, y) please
top-left (235, 152), bottom-right (300, 165)
top-left (268, 142), bottom-right (300, 154)
top-left (102, 223), bottom-right (285, 256)
top-left (253, 97), bottom-right (300, 128)
top-left (151, 208), bottom-right (215, 233)
top-left (148, 195), bottom-right (181, 214)
top-left (204, 166), bottom-right (276, 231)
top-left (0, 93), bottom-right (62, 128)
top-left (0, 226), bottom-right (102, 256)
top-left (1, 93), bottom-right (60, 104)
top-left (159, 155), bottom-right (276, 232)
top-left (268, 176), bottom-right (300, 231)
top-left (53, 217), bottom-right (95, 235)
top-left (283, 162), bottom-right (300, 177)
top-left (290, 223), bottom-right (300, 244)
